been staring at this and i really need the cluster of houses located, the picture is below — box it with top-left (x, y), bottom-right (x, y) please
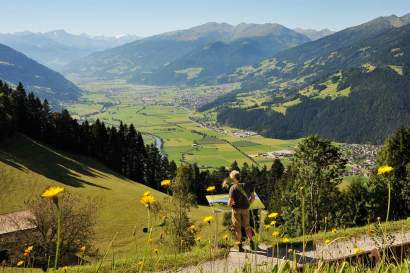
top-left (176, 89), bottom-right (230, 110)
top-left (250, 149), bottom-right (295, 159)
top-left (230, 130), bottom-right (258, 138)
top-left (340, 143), bottom-right (381, 176)
top-left (248, 143), bottom-right (380, 177)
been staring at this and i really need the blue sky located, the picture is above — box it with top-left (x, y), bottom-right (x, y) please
top-left (1, 0), bottom-right (410, 36)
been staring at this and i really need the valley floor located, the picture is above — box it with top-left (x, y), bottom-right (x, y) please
top-left (65, 80), bottom-right (301, 169)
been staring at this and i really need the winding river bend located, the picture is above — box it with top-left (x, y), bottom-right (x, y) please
top-left (152, 135), bottom-right (166, 157)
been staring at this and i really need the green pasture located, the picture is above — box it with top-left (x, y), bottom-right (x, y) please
top-left (66, 81), bottom-right (302, 169)
top-left (0, 135), bottom-right (218, 257)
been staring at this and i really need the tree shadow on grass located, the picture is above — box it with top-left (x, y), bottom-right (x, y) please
top-left (0, 135), bottom-right (111, 190)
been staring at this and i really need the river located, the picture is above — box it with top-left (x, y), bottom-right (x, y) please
top-left (153, 135), bottom-right (166, 157)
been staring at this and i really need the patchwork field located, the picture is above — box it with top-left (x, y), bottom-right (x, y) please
top-left (66, 80), bottom-right (300, 169)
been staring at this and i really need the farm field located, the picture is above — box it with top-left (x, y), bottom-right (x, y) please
top-left (66, 80), bottom-right (300, 169)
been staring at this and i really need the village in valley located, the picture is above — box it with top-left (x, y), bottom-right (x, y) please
top-left (340, 143), bottom-right (381, 176)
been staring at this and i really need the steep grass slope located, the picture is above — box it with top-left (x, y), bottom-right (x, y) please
top-left (0, 134), bottom-right (213, 256)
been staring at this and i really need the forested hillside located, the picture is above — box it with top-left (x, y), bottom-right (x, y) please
top-left (0, 81), bottom-right (173, 188)
top-left (205, 14), bottom-right (410, 144)
top-left (218, 67), bottom-right (410, 143)
top-left (0, 44), bottom-right (82, 105)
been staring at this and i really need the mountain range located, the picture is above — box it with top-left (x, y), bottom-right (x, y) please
top-left (1, 14), bottom-right (409, 144)
top-left (205, 14), bottom-right (410, 144)
top-left (63, 22), bottom-right (311, 84)
top-left (0, 30), bottom-right (139, 71)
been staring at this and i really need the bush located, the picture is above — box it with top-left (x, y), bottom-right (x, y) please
top-left (21, 193), bottom-right (97, 267)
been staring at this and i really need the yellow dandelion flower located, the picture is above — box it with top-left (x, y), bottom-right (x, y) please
top-left (24, 245), bottom-right (33, 253)
top-left (282, 237), bottom-right (290, 243)
top-left (195, 236), bottom-right (201, 242)
top-left (161, 179), bottom-right (171, 187)
top-left (263, 224), bottom-right (271, 230)
top-left (223, 234), bottom-right (229, 241)
top-left (140, 193), bottom-right (155, 207)
top-left (143, 191), bottom-right (151, 196)
top-left (268, 212), bottom-right (279, 219)
top-left (331, 227), bottom-right (337, 234)
top-left (41, 186), bottom-right (64, 199)
top-left (354, 247), bottom-right (365, 254)
top-left (270, 220), bottom-right (276, 226)
top-left (80, 246), bottom-right (86, 252)
top-left (325, 239), bottom-right (331, 245)
top-left (377, 165), bottom-right (393, 175)
top-left (203, 215), bottom-right (214, 224)
top-left (206, 186), bottom-right (216, 193)
top-left (272, 231), bottom-right (280, 237)
top-left (188, 224), bottom-right (196, 231)
top-left (153, 248), bottom-right (159, 255)
top-left (17, 261), bottom-right (24, 267)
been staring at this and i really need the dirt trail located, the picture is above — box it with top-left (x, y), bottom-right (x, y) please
top-left (160, 229), bottom-right (410, 273)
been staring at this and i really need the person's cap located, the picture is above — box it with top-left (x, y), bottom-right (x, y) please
top-left (229, 170), bottom-right (240, 180)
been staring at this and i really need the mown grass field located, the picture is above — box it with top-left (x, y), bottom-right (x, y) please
top-left (0, 134), bottom-right (219, 257)
top-left (66, 80), bottom-right (301, 170)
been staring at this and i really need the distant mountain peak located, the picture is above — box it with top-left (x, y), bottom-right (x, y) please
top-left (0, 30), bottom-right (140, 70)
top-left (363, 14), bottom-right (409, 29)
top-left (400, 12), bottom-right (410, 24)
top-left (47, 29), bottom-right (67, 34)
top-left (293, 28), bottom-right (334, 40)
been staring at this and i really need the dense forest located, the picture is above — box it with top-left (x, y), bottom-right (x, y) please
top-left (217, 67), bottom-right (410, 144)
top-left (0, 81), bottom-right (174, 189)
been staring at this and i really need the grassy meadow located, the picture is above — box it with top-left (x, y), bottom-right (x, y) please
top-left (0, 134), bottom-right (220, 258)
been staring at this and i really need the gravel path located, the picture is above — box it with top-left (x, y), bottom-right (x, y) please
top-left (160, 229), bottom-right (410, 273)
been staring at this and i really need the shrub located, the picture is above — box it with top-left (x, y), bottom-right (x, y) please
top-left (22, 193), bottom-right (97, 267)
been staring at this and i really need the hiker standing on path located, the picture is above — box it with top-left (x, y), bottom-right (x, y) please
top-left (227, 170), bottom-right (255, 252)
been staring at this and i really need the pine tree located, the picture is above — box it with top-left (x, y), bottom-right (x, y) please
top-left (230, 160), bottom-right (240, 171)
top-left (10, 82), bottom-right (27, 132)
